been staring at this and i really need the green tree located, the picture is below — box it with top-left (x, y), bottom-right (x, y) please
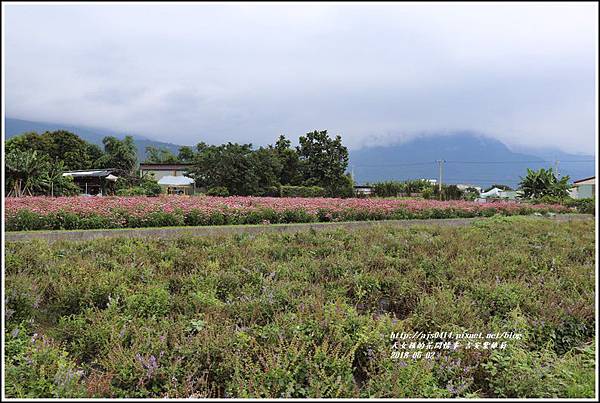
top-left (5, 149), bottom-right (47, 197)
top-left (519, 168), bottom-right (570, 199)
top-left (44, 161), bottom-right (81, 197)
top-left (177, 146), bottom-right (196, 163)
top-left (439, 184), bottom-right (464, 201)
top-left (144, 146), bottom-right (179, 163)
top-left (187, 142), bottom-right (283, 196)
top-left (404, 179), bottom-right (434, 194)
top-left (97, 136), bottom-right (138, 177)
top-left (372, 181), bottom-right (404, 197)
top-left (249, 146), bottom-right (283, 195)
top-left (272, 135), bottom-right (302, 185)
top-left (297, 130), bottom-right (351, 197)
top-left (188, 143), bottom-right (255, 196)
top-left (6, 130), bottom-right (103, 170)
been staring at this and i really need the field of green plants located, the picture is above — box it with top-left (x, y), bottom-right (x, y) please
top-left (4, 216), bottom-right (596, 398)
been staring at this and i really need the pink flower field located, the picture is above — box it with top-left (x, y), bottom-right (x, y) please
top-left (5, 195), bottom-right (570, 231)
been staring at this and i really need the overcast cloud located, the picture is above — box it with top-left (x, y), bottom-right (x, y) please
top-left (4, 3), bottom-right (598, 152)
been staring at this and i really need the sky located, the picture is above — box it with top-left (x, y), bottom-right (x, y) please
top-left (3, 2), bottom-right (598, 153)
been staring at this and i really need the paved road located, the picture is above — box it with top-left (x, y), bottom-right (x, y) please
top-left (5, 214), bottom-right (594, 243)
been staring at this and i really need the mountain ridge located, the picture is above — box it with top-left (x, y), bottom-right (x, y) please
top-left (5, 118), bottom-right (595, 188)
top-left (5, 117), bottom-right (185, 161)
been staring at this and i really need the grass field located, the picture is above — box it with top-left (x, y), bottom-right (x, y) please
top-left (4, 216), bottom-right (596, 398)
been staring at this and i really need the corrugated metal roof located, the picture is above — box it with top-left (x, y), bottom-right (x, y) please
top-left (62, 170), bottom-right (115, 177)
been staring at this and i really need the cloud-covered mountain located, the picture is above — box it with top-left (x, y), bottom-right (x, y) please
top-left (5, 118), bottom-right (594, 188)
top-left (349, 132), bottom-right (595, 188)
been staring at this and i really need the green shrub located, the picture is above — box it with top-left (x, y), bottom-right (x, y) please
top-left (140, 179), bottom-right (162, 197)
top-left (5, 323), bottom-right (86, 398)
top-left (562, 198), bottom-right (595, 215)
top-left (206, 186), bottom-right (230, 197)
top-left (4, 219), bottom-right (595, 398)
top-left (280, 185), bottom-right (325, 198)
top-left (371, 181), bottom-right (404, 197)
top-left (116, 187), bottom-right (147, 196)
top-left (124, 286), bottom-right (171, 318)
top-left (262, 186), bottom-right (281, 197)
top-left (7, 210), bottom-right (48, 231)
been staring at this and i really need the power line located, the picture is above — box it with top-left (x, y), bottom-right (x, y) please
top-left (352, 162), bottom-right (435, 167)
top-left (445, 160), bottom-right (594, 164)
top-left (352, 159), bottom-right (594, 168)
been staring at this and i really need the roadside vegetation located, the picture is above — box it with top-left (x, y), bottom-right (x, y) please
top-left (5, 217), bottom-right (595, 398)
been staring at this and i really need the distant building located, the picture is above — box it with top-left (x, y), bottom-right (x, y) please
top-left (570, 176), bottom-right (595, 199)
top-left (139, 163), bottom-right (195, 195)
top-left (139, 163), bottom-right (194, 180)
top-left (354, 185), bottom-right (374, 197)
top-left (62, 168), bottom-right (118, 196)
top-left (479, 187), bottom-right (518, 201)
top-left (456, 184), bottom-right (482, 193)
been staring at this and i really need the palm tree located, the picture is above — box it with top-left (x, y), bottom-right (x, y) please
top-left (518, 168), bottom-right (570, 199)
top-left (5, 150), bottom-right (49, 197)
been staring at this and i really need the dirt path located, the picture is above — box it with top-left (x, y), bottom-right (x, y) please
top-left (5, 214), bottom-right (594, 243)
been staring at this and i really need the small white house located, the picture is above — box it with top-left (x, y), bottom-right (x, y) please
top-left (570, 176), bottom-right (595, 199)
top-left (479, 187), bottom-right (518, 200)
top-left (157, 175), bottom-right (195, 195)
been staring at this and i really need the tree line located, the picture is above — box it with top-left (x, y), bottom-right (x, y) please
top-left (5, 131), bottom-right (138, 197)
top-left (144, 130), bottom-right (353, 197)
top-left (5, 129), bottom-right (354, 197)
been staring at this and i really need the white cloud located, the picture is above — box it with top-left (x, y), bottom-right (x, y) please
top-left (4, 2), bottom-right (598, 153)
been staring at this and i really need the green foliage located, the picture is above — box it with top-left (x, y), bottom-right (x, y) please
top-left (5, 323), bottom-right (86, 398)
top-left (124, 286), bottom-right (171, 319)
top-left (528, 196), bottom-right (595, 216)
top-left (433, 184), bottom-right (464, 201)
top-left (144, 146), bottom-right (179, 163)
top-left (280, 185), bottom-right (326, 198)
top-left (482, 340), bottom-right (595, 398)
top-left (188, 142), bottom-right (281, 196)
top-left (370, 180), bottom-right (435, 197)
top-left (461, 187), bottom-right (480, 201)
top-left (140, 178), bottom-right (162, 196)
top-left (116, 187), bottom-right (147, 196)
top-left (372, 181), bottom-right (404, 197)
top-left (96, 136), bottom-right (138, 177)
top-left (5, 131), bottom-right (140, 197)
top-left (177, 146), bottom-right (196, 163)
top-left (297, 130), bottom-right (351, 197)
top-left (519, 168), bottom-right (571, 199)
top-left (567, 198), bottom-right (595, 215)
top-left (6, 130), bottom-right (103, 171)
top-left (4, 219), bottom-right (595, 398)
top-left (5, 150), bottom-right (81, 197)
top-left (206, 186), bottom-right (230, 197)
top-left (273, 135), bottom-right (302, 185)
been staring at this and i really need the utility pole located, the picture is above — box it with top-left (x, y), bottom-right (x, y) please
top-left (555, 160), bottom-right (560, 178)
top-left (436, 159), bottom-right (445, 200)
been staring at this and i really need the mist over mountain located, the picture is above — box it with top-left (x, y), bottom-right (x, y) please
top-left (349, 132), bottom-right (595, 188)
top-left (5, 117), bottom-right (184, 161)
top-left (5, 118), bottom-right (595, 188)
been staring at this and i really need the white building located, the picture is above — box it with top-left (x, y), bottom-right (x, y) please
top-left (569, 176), bottom-right (595, 199)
